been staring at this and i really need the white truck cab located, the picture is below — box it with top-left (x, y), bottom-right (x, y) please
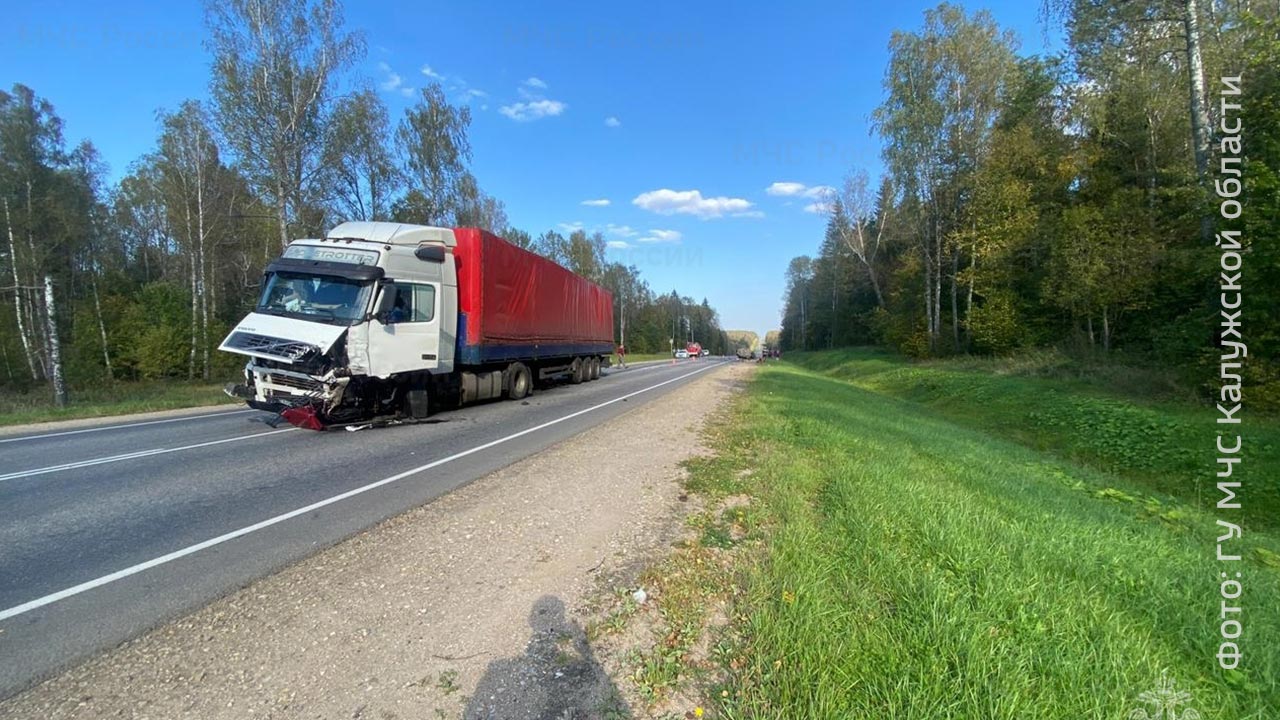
top-left (221, 222), bottom-right (459, 421)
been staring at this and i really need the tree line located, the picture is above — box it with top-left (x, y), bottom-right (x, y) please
top-left (780, 1), bottom-right (1280, 406)
top-left (1, 0), bottom-right (730, 405)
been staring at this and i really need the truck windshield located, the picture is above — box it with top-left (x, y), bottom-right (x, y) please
top-left (257, 272), bottom-right (372, 326)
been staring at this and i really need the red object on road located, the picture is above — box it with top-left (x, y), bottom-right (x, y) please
top-left (453, 228), bottom-right (614, 362)
top-left (280, 405), bottom-right (326, 431)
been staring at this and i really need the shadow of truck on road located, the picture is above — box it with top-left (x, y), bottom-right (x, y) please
top-left (465, 595), bottom-right (630, 720)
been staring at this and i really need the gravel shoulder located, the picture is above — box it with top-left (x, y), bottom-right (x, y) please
top-left (1, 361), bottom-right (752, 720)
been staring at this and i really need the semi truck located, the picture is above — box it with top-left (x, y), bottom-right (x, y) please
top-left (219, 221), bottom-right (614, 429)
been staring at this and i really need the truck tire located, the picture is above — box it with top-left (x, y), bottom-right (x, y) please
top-left (570, 357), bottom-right (585, 384)
top-left (507, 362), bottom-right (532, 400)
top-left (589, 356), bottom-right (600, 380)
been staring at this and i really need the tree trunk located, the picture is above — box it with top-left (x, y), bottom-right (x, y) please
top-left (1184, 0), bottom-right (1211, 182)
top-left (932, 220), bottom-right (943, 353)
top-left (868, 265), bottom-right (885, 308)
top-left (276, 182), bottom-right (290, 251)
top-left (926, 240), bottom-right (936, 348)
top-left (1184, 0), bottom-right (1214, 243)
top-left (197, 164), bottom-right (210, 380)
top-left (189, 249), bottom-right (198, 381)
top-left (91, 277), bottom-right (113, 380)
top-left (950, 249), bottom-right (961, 351)
top-left (24, 180), bottom-right (48, 376)
top-left (965, 252), bottom-right (976, 347)
top-left (1087, 315), bottom-right (1095, 348)
top-left (1101, 307), bottom-right (1112, 353)
top-left (4, 198), bottom-right (39, 381)
top-left (43, 275), bottom-right (67, 408)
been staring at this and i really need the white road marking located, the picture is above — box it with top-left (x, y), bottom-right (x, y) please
top-left (0, 361), bottom-right (728, 622)
top-left (0, 409), bottom-right (257, 445)
top-left (0, 428), bottom-right (299, 483)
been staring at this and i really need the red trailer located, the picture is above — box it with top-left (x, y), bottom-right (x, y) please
top-left (453, 228), bottom-right (614, 365)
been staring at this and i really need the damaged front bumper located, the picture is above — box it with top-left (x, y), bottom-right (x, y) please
top-left (226, 363), bottom-right (352, 423)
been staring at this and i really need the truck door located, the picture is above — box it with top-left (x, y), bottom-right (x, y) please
top-left (368, 281), bottom-right (441, 377)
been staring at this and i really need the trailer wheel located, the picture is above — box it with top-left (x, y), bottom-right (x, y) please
top-left (589, 356), bottom-right (601, 380)
top-left (570, 357), bottom-right (585, 384)
top-left (507, 363), bottom-right (532, 400)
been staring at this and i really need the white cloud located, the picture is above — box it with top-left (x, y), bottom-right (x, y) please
top-left (606, 224), bottom-right (638, 237)
top-left (465, 88), bottom-right (488, 99)
top-left (558, 221), bottom-right (584, 233)
top-left (604, 116), bottom-right (621, 128)
top-left (606, 240), bottom-right (632, 249)
top-left (804, 202), bottom-right (834, 215)
top-left (524, 76), bottom-right (548, 89)
top-left (632, 189), bottom-right (755, 219)
top-left (500, 99), bottom-right (567, 121)
top-left (421, 64), bottom-right (445, 81)
top-left (766, 182), bottom-right (806, 197)
top-left (581, 198), bottom-right (611, 207)
top-left (766, 182), bottom-right (835, 200)
top-left (637, 230), bottom-right (686, 244)
top-left (378, 62), bottom-right (409, 94)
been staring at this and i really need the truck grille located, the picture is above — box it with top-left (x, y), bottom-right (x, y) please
top-left (266, 373), bottom-right (321, 392)
top-left (224, 332), bottom-right (317, 362)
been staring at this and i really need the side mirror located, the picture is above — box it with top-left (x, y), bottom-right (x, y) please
top-left (373, 283), bottom-right (397, 323)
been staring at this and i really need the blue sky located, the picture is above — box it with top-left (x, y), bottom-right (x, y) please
top-left (3, 1), bottom-right (1058, 337)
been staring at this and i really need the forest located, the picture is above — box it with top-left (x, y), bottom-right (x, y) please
top-left (0, 0), bottom-right (731, 408)
top-left (779, 0), bottom-right (1279, 409)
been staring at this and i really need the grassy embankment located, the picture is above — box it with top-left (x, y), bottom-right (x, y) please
top-left (0, 380), bottom-right (238, 427)
top-left (678, 348), bottom-right (1279, 719)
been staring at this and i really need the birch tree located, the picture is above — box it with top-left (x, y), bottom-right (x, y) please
top-left (206, 0), bottom-right (362, 248)
top-left (322, 88), bottom-right (399, 222)
top-left (157, 101), bottom-right (223, 380)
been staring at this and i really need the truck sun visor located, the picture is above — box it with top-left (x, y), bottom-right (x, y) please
top-left (265, 257), bottom-right (386, 282)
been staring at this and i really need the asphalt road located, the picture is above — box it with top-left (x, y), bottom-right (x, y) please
top-left (0, 357), bottom-right (731, 700)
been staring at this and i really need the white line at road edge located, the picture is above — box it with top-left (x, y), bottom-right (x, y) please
top-left (0, 361), bottom-right (730, 622)
top-left (0, 428), bottom-right (299, 483)
top-left (0, 409), bottom-right (256, 445)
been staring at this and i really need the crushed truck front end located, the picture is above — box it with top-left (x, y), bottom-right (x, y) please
top-left (220, 222), bottom-right (458, 429)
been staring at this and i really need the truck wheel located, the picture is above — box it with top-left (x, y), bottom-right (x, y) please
top-left (507, 363), bottom-right (532, 400)
top-left (589, 357), bottom-right (601, 380)
top-left (570, 357), bottom-right (584, 384)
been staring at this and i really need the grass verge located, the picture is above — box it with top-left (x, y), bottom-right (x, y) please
top-left (787, 348), bottom-right (1280, 531)
top-left (0, 380), bottom-right (237, 427)
top-left (683, 351), bottom-right (1279, 719)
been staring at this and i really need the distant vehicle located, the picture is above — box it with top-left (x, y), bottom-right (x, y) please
top-left (686, 341), bottom-right (703, 357)
top-left (700, 348), bottom-right (710, 357)
top-left (674, 349), bottom-right (690, 359)
top-left (220, 222), bottom-right (614, 429)
top-left (735, 347), bottom-right (753, 360)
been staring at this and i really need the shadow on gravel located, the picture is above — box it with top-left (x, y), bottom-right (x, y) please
top-left (465, 595), bottom-right (630, 720)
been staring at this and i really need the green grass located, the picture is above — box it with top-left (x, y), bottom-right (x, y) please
top-left (684, 350), bottom-right (1279, 719)
top-left (0, 379), bottom-right (238, 427)
top-left (787, 348), bottom-right (1280, 532)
